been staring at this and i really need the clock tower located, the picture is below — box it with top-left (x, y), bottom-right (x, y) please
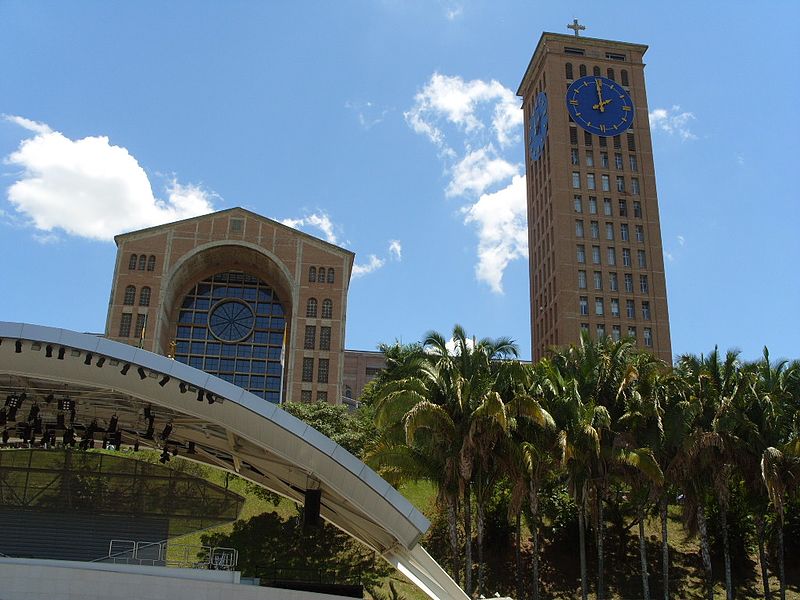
top-left (518, 27), bottom-right (672, 362)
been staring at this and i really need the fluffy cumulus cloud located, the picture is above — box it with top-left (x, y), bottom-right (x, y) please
top-left (405, 73), bottom-right (523, 153)
top-left (648, 106), bottom-right (697, 141)
top-left (462, 175), bottom-right (527, 294)
top-left (3, 115), bottom-right (216, 241)
top-left (406, 73), bottom-right (526, 293)
top-left (446, 146), bottom-right (518, 197)
top-left (281, 212), bottom-right (340, 245)
top-left (352, 254), bottom-right (385, 278)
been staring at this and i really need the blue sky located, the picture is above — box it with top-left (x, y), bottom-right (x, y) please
top-left (1, 1), bottom-right (798, 362)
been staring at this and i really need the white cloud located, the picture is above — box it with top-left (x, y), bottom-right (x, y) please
top-left (736, 154), bottom-right (745, 166)
top-left (441, 1), bottom-right (463, 20)
top-left (665, 251), bottom-right (674, 262)
top-left (281, 212), bottom-right (339, 245)
top-left (446, 146), bottom-right (518, 197)
top-left (649, 106), bottom-right (697, 141)
top-left (3, 115), bottom-right (216, 241)
top-left (388, 239), bottom-right (402, 261)
top-left (352, 254), bottom-right (385, 278)
top-left (677, 235), bottom-right (685, 246)
top-left (406, 73), bottom-right (527, 294)
top-left (405, 73), bottom-right (522, 152)
top-left (462, 174), bottom-right (528, 294)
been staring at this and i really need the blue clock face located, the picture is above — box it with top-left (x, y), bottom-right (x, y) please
top-left (528, 92), bottom-right (548, 161)
top-left (566, 76), bottom-right (634, 137)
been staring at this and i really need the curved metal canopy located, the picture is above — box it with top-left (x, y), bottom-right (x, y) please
top-left (0, 322), bottom-right (468, 600)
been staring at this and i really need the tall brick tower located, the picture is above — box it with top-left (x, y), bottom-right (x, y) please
top-left (518, 25), bottom-right (672, 362)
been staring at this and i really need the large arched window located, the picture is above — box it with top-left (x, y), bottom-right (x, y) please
top-left (621, 69), bottom-right (629, 86)
top-left (593, 66), bottom-right (601, 77)
top-left (321, 298), bottom-right (332, 319)
top-left (607, 68), bottom-right (615, 81)
top-left (309, 267), bottom-right (316, 283)
top-left (139, 287), bottom-right (151, 307)
top-left (123, 286), bottom-right (136, 305)
top-left (318, 267), bottom-right (326, 282)
top-left (128, 254), bottom-right (138, 270)
top-left (147, 255), bottom-right (156, 271)
top-left (579, 64), bottom-right (587, 77)
top-left (326, 268), bottom-right (334, 284)
top-left (138, 255), bottom-right (147, 271)
top-left (306, 298), bottom-right (318, 318)
top-left (172, 270), bottom-right (286, 403)
top-left (565, 63), bottom-right (573, 80)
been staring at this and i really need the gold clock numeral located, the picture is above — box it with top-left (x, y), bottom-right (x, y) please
top-left (622, 105), bottom-right (632, 111)
top-left (599, 124), bottom-right (606, 133)
top-left (613, 124), bottom-right (618, 130)
top-left (621, 116), bottom-right (627, 122)
top-left (570, 100), bottom-right (579, 105)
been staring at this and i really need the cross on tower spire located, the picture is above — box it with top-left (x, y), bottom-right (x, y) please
top-left (567, 18), bottom-right (586, 37)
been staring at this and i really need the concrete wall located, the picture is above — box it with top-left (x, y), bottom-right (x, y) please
top-left (0, 558), bottom-right (350, 600)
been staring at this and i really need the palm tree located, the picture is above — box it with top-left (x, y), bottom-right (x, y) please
top-left (500, 360), bottom-right (556, 600)
top-left (543, 350), bottom-right (609, 600)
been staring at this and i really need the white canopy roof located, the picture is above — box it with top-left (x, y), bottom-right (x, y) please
top-left (0, 322), bottom-right (468, 600)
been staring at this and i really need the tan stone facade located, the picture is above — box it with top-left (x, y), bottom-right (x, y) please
top-left (518, 32), bottom-right (672, 362)
top-left (342, 350), bottom-right (387, 406)
top-left (105, 207), bottom-right (354, 404)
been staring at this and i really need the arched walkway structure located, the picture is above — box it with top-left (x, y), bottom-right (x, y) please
top-left (0, 322), bottom-right (468, 600)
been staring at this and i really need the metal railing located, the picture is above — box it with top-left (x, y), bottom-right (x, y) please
top-left (98, 539), bottom-right (237, 570)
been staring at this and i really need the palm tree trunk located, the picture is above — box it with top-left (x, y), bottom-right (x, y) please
top-left (697, 504), bottom-right (714, 600)
top-left (597, 492), bottom-right (605, 600)
top-left (660, 496), bottom-right (669, 600)
top-left (463, 485), bottom-right (473, 596)
top-left (777, 524), bottom-right (785, 600)
top-left (578, 503), bottom-right (588, 600)
top-left (447, 495), bottom-right (460, 586)
top-left (720, 504), bottom-right (732, 600)
top-left (476, 489), bottom-right (485, 596)
top-left (529, 479), bottom-right (541, 600)
top-left (515, 510), bottom-right (522, 600)
top-left (638, 504), bottom-right (651, 600)
top-left (755, 515), bottom-right (771, 600)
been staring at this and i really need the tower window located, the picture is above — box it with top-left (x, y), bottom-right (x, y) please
top-left (119, 314), bottom-right (132, 338)
top-left (579, 296), bottom-right (589, 315)
top-left (564, 48), bottom-right (585, 56)
top-left (642, 301), bottom-right (651, 321)
top-left (309, 267), bottom-right (317, 283)
top-left (321, 298), bottom-right (333, 319)
top-left (304, 325), bottom-right (316, 350)
top-left (633, 201), bottom-right (642, 218)
top-left (317, 358), bottom-right (329, 384)
top-left (607, 68), bottom-right (615, 81)
top-left (123, 286), bottom-right (136, 306)
top-left (565, 63), bottom-right (574, 79)
top-left (302, 358), bottom-right (314, 382)
top-left (147, 255), bottom-right (156, 271)
top-left (626, 299), bottom-right (635, 318)
top-left (579, 64), bottom-right (587, 77)
top-left (595, 298), bottom-right (604, 316)
top-left (613, 135), bottom-right (621, 150)
top-left (627, 133), bottom-right (636, 151)
top-left (229, 218), bottom-right (244, 233)
top-left (320, 326), bottom-right (331, 351)
top-left (138, 255), bottom-right (147, 270)
top-left (327, 268), bottom-right (334, 284)
top-left (306, 298), bottom-right (318, 318)
top-left (640, 275), bottom-right (649, 294)
top-left (128, 254), bottom-right (138, 270)
top-left (318, 267), bottom-right (326, 282)
top-left (606, 52), bottom-right (626, 61)
top-left (643, 327), bottom-right (653, 347)
top-left (135, 314), bottom-right (147, 339)
top-left (584, 131), bottom-right (592, 147)
top-left (569, 127), bottom-right (578, 145)
top-left (573, 195), bottom-right (583, 213)
top-left (139, 286), bottom-right (151, 307)
top-left (593, 66), bottom-right (601, 77)
top-left (575, 220), bottom-right (584, 238)
top-left (621, 69), bottom-right (630, 86)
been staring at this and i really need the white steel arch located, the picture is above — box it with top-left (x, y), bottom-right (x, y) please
top-left (0, 322), bottom-right (468, 600)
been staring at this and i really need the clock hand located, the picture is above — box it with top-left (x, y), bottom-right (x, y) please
top-left (595, 79), bottom-right (604, 112)
top-left (592, 98), bottom-right (612, 110)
